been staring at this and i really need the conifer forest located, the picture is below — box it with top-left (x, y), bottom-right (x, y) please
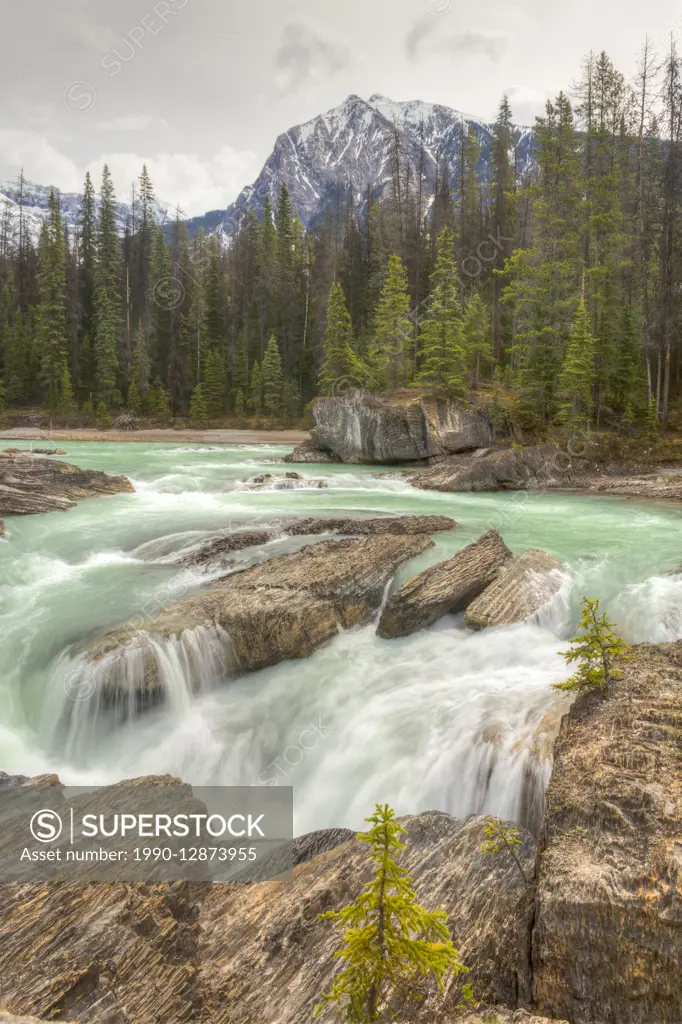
top-left (1, 45), bottom-right (682, 433)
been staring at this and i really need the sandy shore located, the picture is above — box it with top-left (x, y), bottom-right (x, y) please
top-left (0, 427), bottom-right (310, 445)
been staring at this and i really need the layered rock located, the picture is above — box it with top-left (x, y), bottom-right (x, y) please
top-left (465, 549), bottom-right (565, 630)
top-left (0, 449), bottom-right (133, 517)
top-left (0, 787), bottom-right (536, 1023)
top-left (287, 513), bottom-right (458, 536)
top-left (77, 534), bottom-right (433, 709)
top-left (377, 529), bottom-right (512, 639)
top-left (412, 444), bottom-right (570, 493)
top-left (532, 640), bottom-right (682, 1024)
top-left (310, 390), bottom-right (492, 464)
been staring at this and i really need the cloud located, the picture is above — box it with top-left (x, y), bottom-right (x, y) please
top-left (504, 85), bottom-right (548, 127)
top-left (96, 115), bottom-right (154, 131)
top-left (0, 130), bottom-right (260, 216)
top-left (0, 130), bottom-right (82, 191)
top-left (85, 145), bottom-right (260, 216)
top-left (406, 18), bottom-right (509, 64)
top-left (274, 21), bottom-right (350, 93)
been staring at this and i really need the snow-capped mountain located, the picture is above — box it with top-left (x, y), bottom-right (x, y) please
top-left (0, 179), bottom-right (171, 246)
top-left (185, 93), bottom-right (536, 241)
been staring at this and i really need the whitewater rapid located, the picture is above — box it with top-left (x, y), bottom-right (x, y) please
top-left (2, 440), bottom-right (682, 835)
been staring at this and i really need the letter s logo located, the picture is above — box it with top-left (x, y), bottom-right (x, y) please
top-left (30, 809), bottom-right (63, 843)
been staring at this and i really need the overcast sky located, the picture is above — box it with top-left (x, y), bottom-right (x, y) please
top-left (1, 0), bottom-right (680, 216)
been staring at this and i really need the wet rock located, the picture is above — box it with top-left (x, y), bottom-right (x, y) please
top-left (0, 449), bottom-right (133, 517)
top-left (287, 514), bottom-right (458, 536)
top-left (412, 444), bottom-right (570, 492)
top-left (464, 549), bottom-right (565, 629)
top-left (179, 528), bottom-right (275, 568)
top-left (311, 389), bottom-right (493, 464)
top-left (241, 471), bottom-right (328, 490)
top-left (0, 519), bottom-right (4, 537)
top-left (79, 534), bottom-right (433, 709)
top-left (377, 529), bottom-right (512, 639)
top-left (0, 772), bottom-right (29, 790)
top-left (32, 448), bottom-right (67, 456)
top-left (532, 640), bottom-right (682, 1024)
top-left (284, 440), bottom-right (343, 463)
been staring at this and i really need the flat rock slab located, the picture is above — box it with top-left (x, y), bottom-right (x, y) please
top-left (287, 514), bottom-right (458, 536)
top-left (465, 549), bottom-right (565, 629)
top-left (377, 529), bottom-right (512, 639)
top-left (533, 640), bottom-right (682, 1024)
top-left (412, 444), bottom-right (570, 492)
top-left (0, 449), bottom-right (133, 517)
top-left (79, 534), bottom-right (433, 709)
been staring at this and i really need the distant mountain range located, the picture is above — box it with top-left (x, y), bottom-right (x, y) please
top-left (0, 178), bottom-right (170, 245)
top-left (0, 94), bottom-right (536, 248)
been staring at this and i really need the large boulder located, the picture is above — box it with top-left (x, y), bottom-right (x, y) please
top-left (532, 640), bottom-right (682, 1024)
top-left (464, 549), bottom-right (566, 630)
top-left (412, 444), bottom-right (571, 492)
top-left (0, 449), bottom-right (133, 516)
top-left (310, 390), bottom-right (492, 464)
top-left (239, 471), bottom-right (328, 490)
top-left (73, 534), bottom-right (433, 711)
top-left (377, 529), bottom-right (512, 639)
top-left (284, 440), bottom-right (342, 464)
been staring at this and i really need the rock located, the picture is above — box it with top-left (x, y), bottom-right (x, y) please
top-left (0, 449), bottom-right (133, 517)
top-left (284, 440), bottom-right (343, 463)
top-left (287, 514), bottom-right (458, 536)
top-left (0, 772), bottom-right (29, 790)
top-left (464, 549), bottom-right (565, 630)
top-left (0, 1015), bottom-right (78, 1024)
top-left (310, 389), bottom-right (493, 464)
top-left (377, 529), bottom-right (512, 639)
top-left (179, 528), bottom-right (274, 569)
top-left (532, 640), bottom-right (682, 1024)
top-left (412, 444), bottom-right (570, 492)
top-left (0, 519), bottom-right (4, 537)
top-left (77, 534), bottom-right (433, 710)
top-left (457, 1013), bottom-right (568, 1024)
top-left (241, 471), bottom-right (328, 490)
top-left (32, 448), bottom-right (67, 455)
top-left (0, 799), bottom-right (536, 1024)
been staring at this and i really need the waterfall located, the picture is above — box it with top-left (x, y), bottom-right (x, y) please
top-left (43, 625), bottom-right (231, 760)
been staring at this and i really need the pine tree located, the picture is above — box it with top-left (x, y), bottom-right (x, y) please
top-left (315, 804), bottom-right (468, 1021)
top-left (318, 282), bottom-right (364, 395)
top-left (249, 359), bottom-right (263, 414)
top-left (189, 382), bottom-right (209, 423)
top-left (369, 253), bottom-right (412, 388)
top-left (416, 227), bottom-right (465, 397)
top-left (461, 290), bottom-right (491, 385)
top-left (203, 348), bottom-right (227, 417)
top-left (35, 192), bottom-right (69, 410)
top-left (94, 165), bottom-right (121, 405)
top-left (558, 297), bottom-right (594, 426)
top-left (553, 596), bottom-right (630, 697)
top-left (262, 334), bottom-right (284, 414)
top-left (59, 358), bottom-right (75, 413)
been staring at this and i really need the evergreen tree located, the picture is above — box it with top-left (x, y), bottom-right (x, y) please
top-left (318, 282), bottom-right (364, 394)
top-left (262, 334), bottom-right (284, 414)
top-left (203, 348), bottom-right (227, 417)
top-left (316, 804), bottom-right (468, 1021)
top-left (554, 596), bottom-right (630, 697)
top-left (94, 165), bottom-right (121, 405)
top-left (416, 228), bottom-right (465, 397)
top-left (558, 297), bottom-right (594, 425)
top-left (189, 382), bottom-right (209, 423)
top-left (34, 192), bottom-right (69, 410)
top-left (462, 291), bottom-right (492, 385)
top-left (249, 359), bottom-right (263, 414)
top-left (369, 253), bottom-right (412, 388)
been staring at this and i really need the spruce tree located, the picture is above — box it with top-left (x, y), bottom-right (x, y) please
top-left (316, 804), bottom-right (468, 1021)
top-left (189, 382), bottom-right (209, 423)
top-left (462, 291), bottom-right (492, 385)
top-left (318, 282), bottom-right (364, 395)
top-left (369, 253), bottom-right (412, 388)
top-left (416, 227), bottom-right (465, 397)
top-left (35, 192), bottom-right (69, 410)
top-left (249, 359), bottom-right (263, 414)
top-left (558, 297), bottom-right (594, 426)
top-left (262, 334), bottom-right (284, 414)
top-left (94, 165), bottom-right (121, 405)
top-left (203, 348), bottom-right (227, 417)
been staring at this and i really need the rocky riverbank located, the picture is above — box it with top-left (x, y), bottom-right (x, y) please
top-left (1, 639), bottom-right (679, 1023)
top-left (0, 449), bottom-right (134, 528)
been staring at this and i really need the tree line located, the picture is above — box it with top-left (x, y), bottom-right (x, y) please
top-left (1, 43), bottom-right (681, 431)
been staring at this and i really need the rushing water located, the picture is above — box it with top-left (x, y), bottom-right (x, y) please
top-left (2, 440), bottom-right (682, 834)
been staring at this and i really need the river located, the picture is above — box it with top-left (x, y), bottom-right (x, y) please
top-left (2, 441), bottom-right (682, 834)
